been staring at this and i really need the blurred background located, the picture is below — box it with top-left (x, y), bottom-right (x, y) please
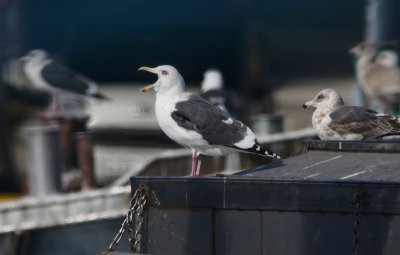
top-left (1, 0), bottom-right (400, 253)
top-left (1, 0), bottom-right (400, 188)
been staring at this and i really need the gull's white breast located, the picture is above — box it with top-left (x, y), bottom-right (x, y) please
top-left (154, 94), bottom-right (211, 149)
top-left (24, 60), bottom-right (53, 91)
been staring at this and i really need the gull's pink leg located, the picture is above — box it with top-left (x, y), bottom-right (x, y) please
top-left (39, 93), bottom-right (58, 118)
top-left (48, 93), bottom-right (58, 113)
top-left (186, 151), bottom-right (197, 177)
top-left (195, 154), bottom-right (202, 176)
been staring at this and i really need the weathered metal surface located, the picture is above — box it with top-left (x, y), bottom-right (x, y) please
top-left (232, 150), bottom-right (400, 181)
top-left (132, 177), bottom-right (400, 214)
top-left (214, 210), bottom-right (262, 254)
top-left (131, 177), bottom-right (400, 255)
top-left (305, 139), bottom-right (400, 152)
top-left (146, 209), bottom-right (212, 255)
top-left (130, 140), bottom-right (400, 255)
top-left (142, 207), bottom-right (400, 255)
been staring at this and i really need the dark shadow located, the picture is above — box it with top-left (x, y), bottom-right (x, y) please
top-left (231, 160), bottom-right (286, 176)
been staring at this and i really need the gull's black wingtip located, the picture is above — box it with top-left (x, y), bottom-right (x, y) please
top-left (265, 150), bottom-right (281, 159)
top-left (232, 143), bottom-right (281, 160)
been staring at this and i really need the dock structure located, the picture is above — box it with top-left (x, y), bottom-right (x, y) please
top-left (0, 186), bottom-right (131, 234)
top-left (0, 128), bottom-right (316, 254)
top-left (0, 128), bottom-right (315, 233)
top-left (130, 140), bottom-right (400, 255)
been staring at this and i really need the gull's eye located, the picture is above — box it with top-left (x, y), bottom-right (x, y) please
top-left (317, 94), bottom-right (324, 100)
top-left (162, 70), bottom-right (168, 75)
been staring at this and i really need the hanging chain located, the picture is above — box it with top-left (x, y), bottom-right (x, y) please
top-left (352, 190), bottom-right (369, 255)
top-left (129, 190), bottom-right (147, 252)
top-left (100, 184), bottom-right (159, 255)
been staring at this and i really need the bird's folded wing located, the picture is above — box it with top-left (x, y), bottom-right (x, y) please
top-left (41, 61), bottom-right (94, 95)
top-left (171, 95), bottom-right (247, 145)
top-left (329, 106), bottom-right (394, 138)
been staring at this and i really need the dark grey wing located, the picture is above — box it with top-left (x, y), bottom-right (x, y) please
top-left (171, 95), bottom-right (247, 146)
top-left (329, 106), bottom-right (396, 139)
top-left (41, 61), bottom-right (96, 96)
top-left (330, 106), bottom-right (378, 124)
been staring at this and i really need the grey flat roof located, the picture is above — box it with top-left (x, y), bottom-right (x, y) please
top-left (228, 140), bottom-right (400, 182)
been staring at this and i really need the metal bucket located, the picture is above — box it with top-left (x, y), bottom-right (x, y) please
top-left (24, 126), bottom-right (62, 197)
top-left (249, 114), bottom-right (283, 135)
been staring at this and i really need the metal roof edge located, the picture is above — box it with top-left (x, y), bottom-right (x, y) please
top-left (131, 176), bottom-right (400, 215)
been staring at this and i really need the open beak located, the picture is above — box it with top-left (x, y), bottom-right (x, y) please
top-left (138, 66), bottom-right (156, 73)
top-left (138, 66), bottom-right (157, 92)
top-left (140, 84), bottom-right (154, 92)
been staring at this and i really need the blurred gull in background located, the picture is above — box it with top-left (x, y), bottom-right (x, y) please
top-left (200, 69), bottom-right (237, 117)
top-left (18, 49), bottom-right (107, 116)
top-left (349, 42), bottom-right (400, 113)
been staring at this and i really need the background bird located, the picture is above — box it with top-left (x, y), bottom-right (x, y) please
top-left (199, 69), bottom-right (237, 117)
top-left (375, 50), bottom-right (398, 67)
top-left (303, 88), bottom-right (400, 140)
top-left (139, 65), bottom-right (280, 177)
top-left (349, 42), bottom-right (400, 113)
top-left (19, 49), bottom-right (107, 116)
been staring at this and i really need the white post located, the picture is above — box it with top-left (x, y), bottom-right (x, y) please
top-left (24, 126), bottom-right (63, 197)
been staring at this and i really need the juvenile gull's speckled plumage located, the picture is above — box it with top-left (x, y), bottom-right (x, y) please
top-left (139, 65), bottom-right (280, 176)
top-left (303, 89), bottom-right (400, 140)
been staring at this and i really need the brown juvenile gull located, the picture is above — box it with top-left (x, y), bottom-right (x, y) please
top-left (302, 88), bottom-right (400, 140)
top-left (349, 42), bottom-right (400, 112)
top-left (139, 65), bottom-right (280, 177)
